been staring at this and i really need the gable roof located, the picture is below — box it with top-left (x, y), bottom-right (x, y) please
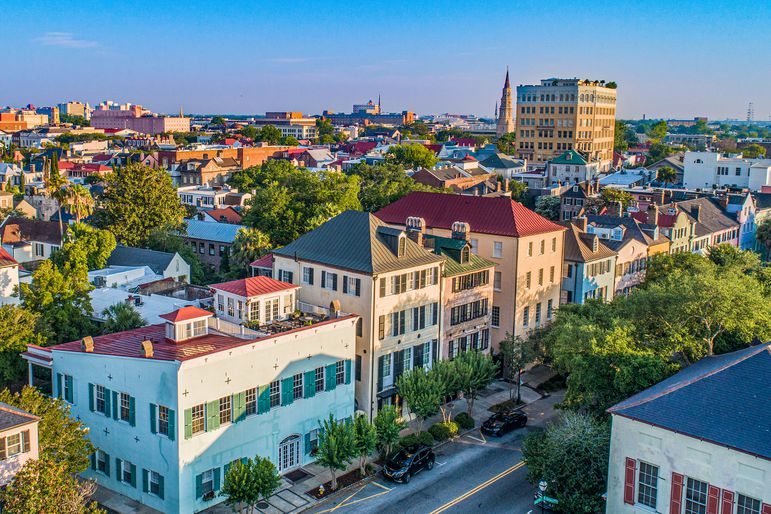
top-left (184, 219), bottom-right (245, 243)
top-left (205, 207), bottom-right (242, 224)
top-left (561, 222), bottom-right (617, 262)
top-left (585, 214), bottom-right (660, 251)
top-left (550, 149), bottom-right (588, 165)
top-left (609, 343), bottom-right (771, 461)
top-left (0, 402), bottom-right (39, 431)
top-left (273, 210), bottom-right (444, 274)
top-left (107, 245), bottom-right (179, 275)
top-left (478, 153), bottom-right (525, 170)
top-left (424, 235), bottom-right (495, 276)
top-left (250, 253), bottom-right (273, 269)
top-left (669, 197), bottom-right (739, 237)
top-left (375, 192), bottom-right (565, 238)
top-left (209, 276), bottom-right (298, 298)
top-left (0, 247), bottom-right (18, 268)
top-left (1, 216), bottom-right (64, 246)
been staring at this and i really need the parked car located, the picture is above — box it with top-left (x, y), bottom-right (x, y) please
top-left (382, 443), bottom-right (436, 483)
top-left (480, 409), bottom-right (527, 436)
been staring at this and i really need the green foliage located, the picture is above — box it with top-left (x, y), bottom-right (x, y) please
top-left (101, 302), bottom-right (146, 334)
top-left (220, 455), bottom-right (281, 513)
top-left (210, 116), bottom-right (226, 126)
top-left (93, 164), bottom-right (186, 247)
top-left (21, 260), bottom-right (94, 345)
top-left (396, 366), bottom-right (444, 433)
top-left (647, 142), bottom-right (675, 163)
top-left (741, 143), bottom-right (766, 158)
top-left (499, 333), bottom-right (539, 402)
top-left (386, 143), bottom-right (437, 169)
top-left (454, 350), bottom-right (498, 416)
top-left (428, 421), bottom-right (459, 441)
top-left (534, 195), bottom-right (560, 221)
top-left (65, 184), bottom-right (95, 222)
top-left (257, 125), bottom-right (282, 145)
top-left (656, 166), bottom-right (677, 185)
top-left (508, 179), bottom-right (529, 206)
top-left (55, 133), bottom-right (110, 145)
top-left (757, 218), bottom-right (771, 258)
top-left (51, 223), bottom-right (116, 271)
top-left (229, 227), bottom-right (273, 273)
top-left (398, 431), bottom-right (435, 448)
top-left (315, 414), bottom-right (355, 490)
top-left (374, 405), bottom-right (405, 458)
top-left (599, 188), bottom-right (634, 211)
top-left (348, 162), bottom-right (445, 212)
top-left (496, 132), bottom-right (517, 154)
top-left (0, 455), bottom-right (104, 514)
top-left (646, 120), bottom-right (668, 142)
top-left (0, 387), bottom-right (95, 474)
top-left (59, 113), bottom-right (90, 127)
top-left (0, 306), bottom-right (45, 383)
top-left (522, 412), bottom-right (609, 514)
top-left (145, 227), bottom-right (205, 285)
top-left (352, 414), bottom-right (378, 477)
top-left (236, 159), bottom-right (361, 246)
top-left (614, 120), bottom-right (629, 151)
top-left (430, 358), bottom-right (460, 423)
top-left (454, 412), bottom-right (475, 430)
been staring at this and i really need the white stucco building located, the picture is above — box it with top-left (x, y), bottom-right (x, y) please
top-left (683, 151), bottom-right (771, 191)
top-left (0, 247), bottom-right (20, 305)
top-left (209, 276), bottom-right (299, 325)
top-left (0, 402), bottom-right (40, 486)
top-left (606, 343), bottom-right (771, 514)
top-left (23, 304), bottom-right (357, 514)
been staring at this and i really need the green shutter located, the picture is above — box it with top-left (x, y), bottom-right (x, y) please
top-left (344, 359), bottom-right (352, 384)
top-left (88, 383), bottom-right (95, 411)
top-left (142, 469), bottom-right (149, 493)
top-left (258, 385), bottom-right (270, 414)
top-left (90, 452), bottom-right (96, 470)
top-left (130, 463), bottom-right (137, 487)
top-left (168, 409), bottom-right (176, 441)
top-left (304, 432), bottom-right (311, 454)
top-left (129, 396), bottom-right (136, 426)
top-left (65, 375), bottom-right (73, 403)
top-left (56, 373), bottom-right (63, 399)
top-left (104, 452), bottom-right (110, 477)
top-left (325, 364), bottom-right (336, 391)
top-left (184, 408), bottom-right (192, 439)
top-left (233, 392), bottom-right (246, 422)
top-left (213, 467), bottom-right (221, 492)
top-left (157, 474), bottom-right (164, 499)
top-left (111, 391), bottom-right (118, 419)
top-left (195, 472), bottom-right (203, 499)
top-left (150, 404), bottom-right (157, 434)
top-left (304, 370), bottom-right (316, 398)
top-left (281, 377), bottom-right (294, 406)
top-left (206, 400), bottom-right (220, 431)
top-left (115, 458), bottom-right (122, 481)
top-left (104, 388), bottom-right (112, 416)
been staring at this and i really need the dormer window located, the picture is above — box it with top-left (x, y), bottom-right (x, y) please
top-left (185, 319), bottom-right (207, 339)
top-left (612, 228), bottom-right (623, 240)
top-left (398, 235), bottom-right (406, 257)
top-left (460, 246), bottom-right (470, 264)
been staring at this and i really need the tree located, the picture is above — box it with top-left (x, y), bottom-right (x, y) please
top-left (210, 116), bottom-right (226, 126)
top-left (656, 166), bottom-right (677, 186)
top-left (0, 305), bottom-right (45, 383)
top-left (386, 143), bottom-right (437, 169)
top-left (21, 260), bottom-right (94, 345)
top-left (65, 184), bottom-right (95, 222)
top-left (396, 366), bottom-right (443, 434)
top-left (499, 333), bottom-right (538, 403)
top-left (237, 125), bottom-right (259, 140)
top-left (496, 132), bottom-right (517, 154)
top-left (757, 218), bottom-right (771, 258)
top-left (454, 351), bottom-right (498, 416)
top-left (508, 180), bottom-right (529, 206)
top-left (646, 120), bottom-right (668, 142)
top-left (522, 412), bottom-right (610, 514)
top-left (315, 414), bottom-right (355, 490)
top-left (258, 125), bottom-right (282, 145)
top-left (352, 414), bottom-right (377, 477)
top-left (614, 120), bottom-right (629, 151)
top-left (146, 227), bottom-right (205, 285)
top-left (741, 143), bottom-right (766, 158)
top-left (93, 164), bottom-right (186, 247)
top-left (600, 187), bottom-right (634, 212)
top-left (44, 153), bottom-right (69, 239)
top-left (647, 142), bottom-right (675, 163)
top-left (373, 405), bottom-right (405, 459)
top-left (101, 302), bottom-right (146, 334)
top-left (316, 118), bottom-right (336, 143)
top-left (220, 456), bottom-right (281, 514)
top-left (0, 387), bottom-right (95, 473)
top-left (430, 359), bottom-right (460, 423)
top-left (0, 455), bottom-right (104, 514)
top-left (51, 222), bottom-right (116, 271)
top-left (348, 162), bottom-right (444, 212)
top-left (230, 227), bottom-right (272, 273)
top-left (534, 195), bottom-right (560, 221)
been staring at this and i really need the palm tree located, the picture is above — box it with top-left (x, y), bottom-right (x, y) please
top-left (101, 302), bottom-right (147, 334)
top-left (656, 166), bottom-right (677, 187)
top-left (44, 154), bottom-right (69, 238)
top-left (65, 184), bottom-right (95, 222)
top-left (230, 228), bottom-right (273, 271)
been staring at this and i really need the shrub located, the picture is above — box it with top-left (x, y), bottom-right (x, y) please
top-left (417, 431), bottom-right (435, 446)
top-left (428, 421), bottom-right (459, 441)
top-left (398, 431), bottom-right (435, 449)
top-left (455, 412), bottom-right (475, 430)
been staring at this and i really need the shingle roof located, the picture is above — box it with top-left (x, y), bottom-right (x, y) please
top-left (561, 222), bottom-right (617, 262)
top-left (1, 216), bottom-right (65, 246)
top-left (209, 276), bottom-right (298, 298)
top-left (184, 219), bottom-right (245, 243)
top-left (609, 343), bottom-right (771, 460)
top-left (375, 192), bottom-right (565, 238)
top-left (205, 207), bottom-right (242, 224)
top-left (0, 402), bottom-right (39, 431)
top-left (669, 197), bottom-right (739, 237)
top-left (273, 210), bottom-right (444, 275)
top-left (585, 215), bottom-right (658, 251)
top-left (754, 192), bottom-right (771, 211)
top-left (107, 245), bottom-right (179, 275)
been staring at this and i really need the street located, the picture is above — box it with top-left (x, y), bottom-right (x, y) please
top-left (305, 392), bottom-right (563, 514)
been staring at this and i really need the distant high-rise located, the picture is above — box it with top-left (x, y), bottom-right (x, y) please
top-left (496, 69), bottom-right (515, 137)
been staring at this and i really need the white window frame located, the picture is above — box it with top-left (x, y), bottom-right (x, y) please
top-left (149, 470), bottom-right (162, 497)
top-left (493, 241), bottom-right (503, 258)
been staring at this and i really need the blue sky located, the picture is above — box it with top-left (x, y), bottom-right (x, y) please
top-left (4, 0), bottom-right (770, 119)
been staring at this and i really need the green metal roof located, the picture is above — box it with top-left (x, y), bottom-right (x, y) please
top-left (424, 235), bottom-right (495, 276)
top-left (550, 149), bottom-right (587, 165)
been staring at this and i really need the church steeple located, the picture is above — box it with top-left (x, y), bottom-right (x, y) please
top-left (496, 68), bottom-right (514, 137)
top-left (504, 67), bottom-right (510, 88)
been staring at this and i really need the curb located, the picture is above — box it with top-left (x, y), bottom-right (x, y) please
top-left (298, 471), bottom-right (380, 513)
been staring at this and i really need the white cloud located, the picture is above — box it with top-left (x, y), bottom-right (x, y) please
top-left (34, 32), bottom-right (98, 49)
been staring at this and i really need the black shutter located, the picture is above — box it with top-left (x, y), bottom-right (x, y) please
top-left (342, 276), bottom-right (348, 294)
top-left (321, 270), bottom-right (327, 288)
top-left (377, 356), bottom-right (384, 392)
top-left (309, 268), bottom-right (314, 285)
top-left (355, 278), bottom-right (361, 296)
top-left (412, 307), bottom-right (419, 331)
top-left (332, 273), bottom-right (338, 291)
top-left (432, 339), bottom-right (439, 362)
top-left (420, 306), bottom-right (426, 329)
top-left (379, 278), bottom-right (386, 297)
top-left (414, 344), bottom-right (424, 368)
top-left (394, 350), bottom-right (404, 379)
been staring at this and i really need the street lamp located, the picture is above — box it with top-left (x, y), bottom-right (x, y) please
top-left (538, 480), bottom-right (548, 514)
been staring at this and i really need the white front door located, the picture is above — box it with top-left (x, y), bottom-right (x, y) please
top-left (278, 435), bottom-right (301, 472)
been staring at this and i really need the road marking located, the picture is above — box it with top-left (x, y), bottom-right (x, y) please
top-left (466, 434), bottom-right (486, 444)
top-left (370, 481), bottom-right (391, 491)
top-left (315, 482), bottom-right (392, 513)
top-left (435, 460), bottom-right (446, 466)
top-left (428, 461), bottom-right (526, 514)
top-left (327, 485), bottom-right (365, 512)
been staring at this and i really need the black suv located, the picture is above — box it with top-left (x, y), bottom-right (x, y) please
top-left (481, 409), bottom-right (528, 436)
top-left (382, 443), bottom-right (436, 483)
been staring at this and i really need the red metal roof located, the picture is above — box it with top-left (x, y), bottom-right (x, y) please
top-left (209, 276), bottom-right (298, 298)
top-left (250, 253), bottom-right (273, 268)
top-left (158, 306), bottom-right (213, 323)
top-left (375, 192), bottom-right (566, 238)
top-left (206, 207), bottom-right (242, 224)
top-left (0, 247), bottom-right (17, 267)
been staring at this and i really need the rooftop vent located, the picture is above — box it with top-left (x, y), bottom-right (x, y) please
top-left (81, 336), bottom-right (94, 353)
top-left (140, 340), bottom-right (153, 358)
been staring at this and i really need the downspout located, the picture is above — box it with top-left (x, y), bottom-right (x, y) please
top-left (369, 273), bottom-right (378, 422)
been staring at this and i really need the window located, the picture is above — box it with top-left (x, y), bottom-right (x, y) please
top-left (245, 388), bottom-right (257, 415)
top-left (422, 343), bottom-right (430, 367)
top-left (5, 433), bottom-right (22, 458)
top-left (344, 276), bottom-right (360, 296)
top-left (322, 271), bottom-right (337, 290)
top-left (470, 239), bottom-right (478, 254)
top-left (308, 428), bottom-right (320, 452)
top-left (550, 266), bottom-right (555, 283)
top-left (637, 462), bottom-right (658, 509)
top-left (120, 392), bottom-right (131, 422)
top-left (119, 459), bottom-right (134, 485)
top-left (381, 353), bottom-right (392, 378)
top-left (278, 270), bottom-right (293, 283)
top-left (547, 299), bottom-right (553, 320)
top-left (208, 243), bottom-right (215, 256)
top-left (335, 360), bottom-right (345, 385)
top-left (219, 396), bottom-right (232, 425)
top-left (302, 266), bottom-right (314, 284)
top-left (526, 271), bottom-right (531, 289)
top-left (538, 268), bottom-right (543, 286)
top-left (528, 242), bottom-right (533, 256)
top-left (269, 380), bottom-right (280, 407)
top-left (684, 477), bottom-right (708, 514)
top-left (191, 404), bottom-right (205, 435)
top-left (96, 449), bottom-right (109, 474)
top-left (535, 303), bottom-right (542, 326)
top-left (736, 494), bottom-right (761, 514)
top-left (149, 470), bottom-right (162, 497)
top-left (493, 241), bottom-right (503, 258)
top-left (201, 469), bottom-right (215, 496)
top-left (293, 373), bottom-right (303, 400)
top-left (540, 239), bottom-right (545, 254)
top-left (391, 310), bottom-right (406, 336)
top-left (249, 301), bottom-right (260, 322)
top-left (491, 306), bottom-right (500, 328)
top-left (494, 271), bottom-right (502, 291)
top-left (62, 374), bottom-right (73, 403)
top-left (315, 367), bottom-right (325, 392)
top-left (523, 306), bottom-right (530, 328)
top-left (96, 384), bottom-right (106, 415)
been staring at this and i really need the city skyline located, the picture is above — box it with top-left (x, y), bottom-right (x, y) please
top-left (3, 0), bottom-right (771, 120)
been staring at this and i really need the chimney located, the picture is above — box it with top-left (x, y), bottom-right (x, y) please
top-left (719, 196), bottom-right (729, 209)
top-left (576, 216), bottom-right (588, 232)
top-left (691, 204), bottom-right (701, 222)
top-left (405, 216), bottom-right (425, 246)
top-left (451, 221), bottom-right (471, 241)
top-left (497, 181), bottom-right (502, 192)
top-left (504, 178), bottom-right (510, 192)
top-left (140, 340), bottom-right (154, 358)
top-left (649, 206), bottom-right (659, 225)
top-left (81, 336), bottom-right (94, 353)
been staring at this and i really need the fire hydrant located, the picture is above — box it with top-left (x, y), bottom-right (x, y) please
top-left (319, 484), bottom-right (325, 497)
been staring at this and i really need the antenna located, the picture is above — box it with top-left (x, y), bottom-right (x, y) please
top-left (746, 102), bottom-right (754, 122)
